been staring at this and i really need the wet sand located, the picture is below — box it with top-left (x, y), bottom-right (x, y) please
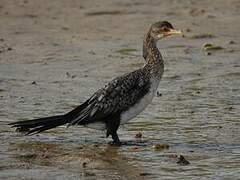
top-left (0, 0), bottom-right (240, 179)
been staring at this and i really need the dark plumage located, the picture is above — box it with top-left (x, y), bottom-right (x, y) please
top-left (9, 21), bottom-right (181, 145)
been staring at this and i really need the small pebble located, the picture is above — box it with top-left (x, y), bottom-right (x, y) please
top-left (66, 72), bottom-right (71, 77)
top-left (229, 40), bottom-right (235, 44)
top-left (31, 81), bottom-right (37, 85)
top-left (93, 144), bottom-right (99, 147)
top-left (82, 162), bottom-right (87, 168)
top-left (139, 172), bottom-right (151, 176)
top-left (177, 155), bottom-right (190, 165)
top-left (228, 106), bottom-right (234, 111)
top-left (131, 147), bottom-right (139, 151)
top-left (135, 132), bottom-right (142, 138)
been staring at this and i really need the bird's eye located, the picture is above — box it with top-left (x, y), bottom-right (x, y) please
top-left (162, 27), bottom-right (169, 31)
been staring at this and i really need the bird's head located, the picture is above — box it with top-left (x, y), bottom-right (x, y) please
top-left (149, 21), bottom-right (182, 40)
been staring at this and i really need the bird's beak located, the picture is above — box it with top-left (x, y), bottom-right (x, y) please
top-left (165, 29), bottom-right (182, 36)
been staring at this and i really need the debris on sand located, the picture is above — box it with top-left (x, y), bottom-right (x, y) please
top-left (139, 172), bottom-right (152, 176)
top-left (61, 26), bottom-right (70, 31)
top-left (191, 34), bottom-right (215, 39)
top-left (130, 147), bottom-right (139, 152)
top-left (207, 52), bottom-right (212, 56)
top-left (135, 132), bottom-right (142, 138)
top-left (83, 172), bottom-right (96, 177)
top-left (229, 40), bottom-right (236, 44)
top-left (31, 81), bottom-right (37, 85)
top-left (152, 144), bottom-right (169, 151)
top-left (202, 43), bottom-right (224, 51)
top-left (82, 162), bottom-right (87, 168)
top-left (85, 10), bottom-right (124, 16)
top-left (189, 8), bottom-right (206, 17)
top-left (66, 72), bottom-right (77, 79)
top-left (116, 48), bottom-right (137, 55)
top-left (16, 153), bottom-right (38, 162)
top-left (0, 43), bottom-right (12, 53)
top-left (177, 155), bottom-right (190, 165)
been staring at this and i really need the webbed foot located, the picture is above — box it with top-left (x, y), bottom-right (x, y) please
top-left (108, 141), bottom-right (122, 146)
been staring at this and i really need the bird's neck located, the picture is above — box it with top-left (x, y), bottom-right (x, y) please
top-left (143, 31), bottom-right (164, 76)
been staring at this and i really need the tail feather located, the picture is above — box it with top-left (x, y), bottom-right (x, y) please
top-left (25, 118), bottom-right (67, 135)
top-left (9, 115), bottom-right (68, 135)
top-left (9, 99), bottom-right (91, 135)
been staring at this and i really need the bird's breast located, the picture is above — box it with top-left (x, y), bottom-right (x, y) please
top-left (120, 77), bottom-right (160, 124)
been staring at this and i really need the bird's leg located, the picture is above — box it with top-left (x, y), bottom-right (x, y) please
top-left (111, 132), bottom-right (121, 146)
top-left (106, 117), bottom-right (121, 146)
top-left (106, 130), bottom-right (121, 146)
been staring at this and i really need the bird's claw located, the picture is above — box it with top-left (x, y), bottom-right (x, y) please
top-left (108, 141), bottom-right (122, 146)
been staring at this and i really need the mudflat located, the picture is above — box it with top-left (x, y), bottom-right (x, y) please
top-left (0, 0), bottom-right (240, 179)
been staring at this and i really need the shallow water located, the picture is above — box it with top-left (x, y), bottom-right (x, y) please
top-left (1, 48), bottom-right (239, 179)
top-left (1, 0), bottom-right (240, 179)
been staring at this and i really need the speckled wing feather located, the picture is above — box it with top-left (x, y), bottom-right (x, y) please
top-left (69, 68), bottom-right (150, 126)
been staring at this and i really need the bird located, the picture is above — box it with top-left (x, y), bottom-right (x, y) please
top-left (9, 21), bottom-right (182, 146)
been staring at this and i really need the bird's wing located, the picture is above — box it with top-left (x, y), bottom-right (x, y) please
top-left (69, 69), bottom-right (151, 126)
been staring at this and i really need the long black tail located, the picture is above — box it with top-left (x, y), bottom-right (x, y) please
top-left (9, 115), bottom-right (69, 135)
top-left (9, 99), bottom-right (90, 135)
